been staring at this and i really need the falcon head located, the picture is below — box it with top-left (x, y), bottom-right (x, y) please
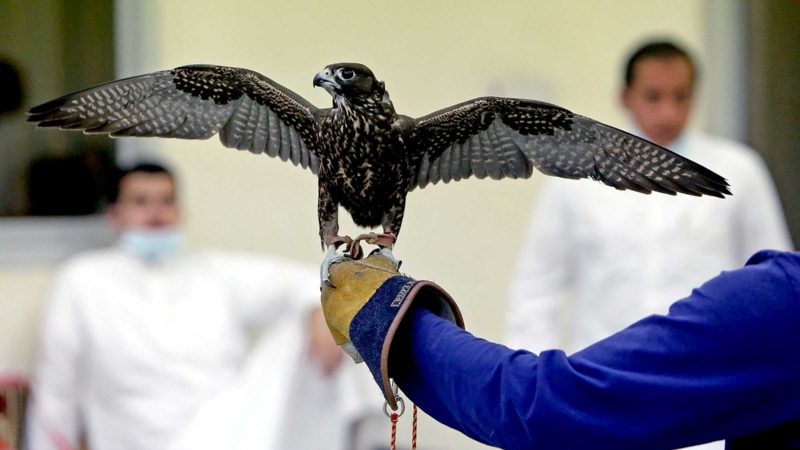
top-left (313, 63), bottom-right (383, 99)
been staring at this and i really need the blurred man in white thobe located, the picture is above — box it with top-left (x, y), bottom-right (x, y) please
top-left (507, 41), bottom-right (793, 449)
top-left (26, 163), bottom-right (381, 450)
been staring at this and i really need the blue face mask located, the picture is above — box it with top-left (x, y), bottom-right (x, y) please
top-left (119, 227), bottom-right (183, 262)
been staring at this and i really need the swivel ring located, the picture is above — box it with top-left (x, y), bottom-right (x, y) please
top-left (383, 395), bottom-right (405, 418)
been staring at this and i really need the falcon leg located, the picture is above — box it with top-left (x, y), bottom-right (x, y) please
top-left (372, 202), bottom-right (404, 270)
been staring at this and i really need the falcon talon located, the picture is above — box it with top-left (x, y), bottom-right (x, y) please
top-left (320, 245), bottom-right (351, 286)
top-left (378, 247), bottom-right (401, 270)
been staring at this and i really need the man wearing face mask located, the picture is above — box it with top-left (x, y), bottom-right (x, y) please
top-left (508, 41), bottom-right (792, 352)
top-left (509, 40), bottom-right (793, 353)
top-left (508, 40), bottom-right (793, 448)
top-left (26, 163), bottom-right (376, 450)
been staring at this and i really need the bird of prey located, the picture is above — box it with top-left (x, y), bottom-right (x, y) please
top-left (28, 63), bottom-right (730, 278)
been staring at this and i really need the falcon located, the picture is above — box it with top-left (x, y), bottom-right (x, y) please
top-left (27, 63), bottom-right (730, 279)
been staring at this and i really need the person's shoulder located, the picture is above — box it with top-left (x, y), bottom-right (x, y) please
top-left (686, 132), bottom-right (775, 192)
top-left (57, 247), bottom-right (126, 277)
top-left (727, 250), bottom-right (800, 298)
top-left (48, 248), bottom-right (129, 299)
top-left (746, 250), bottom-right (800, 279)
top-left (682, 250), bottom-right (800, 321)
top-left (687, 132), bottom-right (763, 166)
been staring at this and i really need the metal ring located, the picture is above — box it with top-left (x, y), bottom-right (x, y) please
top-left (383, 395), bottom-right (405, 418)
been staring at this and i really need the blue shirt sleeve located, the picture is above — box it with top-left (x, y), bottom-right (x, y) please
top-left (392, 250), bottom-right (800, 449)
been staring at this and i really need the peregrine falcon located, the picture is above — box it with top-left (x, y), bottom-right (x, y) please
top-left (27, 63), bottom-right (730, 275)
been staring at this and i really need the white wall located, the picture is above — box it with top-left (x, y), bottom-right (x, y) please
top-left (150, 2), bottom-right (712, 447)
top-left (149, 0), bottom-right (711, 334)
top-left (1, 1), bottom-right (732, 448)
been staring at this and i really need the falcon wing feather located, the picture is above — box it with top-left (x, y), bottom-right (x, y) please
top-left (408, 97), bottom-right (730, 197)
top-left (27, 65), bottom-right (322, 174)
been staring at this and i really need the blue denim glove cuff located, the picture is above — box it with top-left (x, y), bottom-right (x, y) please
top-left (349, 275), bottom-right (463, 410)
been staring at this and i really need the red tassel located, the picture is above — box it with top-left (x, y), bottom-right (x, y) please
top-left (390, 412), bottom-right (398, 450)
top-left (411, 404), bottom-right (418, 450)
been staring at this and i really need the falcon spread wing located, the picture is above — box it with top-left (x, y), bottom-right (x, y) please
top-left (27, 65), bottom-right (321, 173)
top-left (408, 97), bottom-right (729, 197)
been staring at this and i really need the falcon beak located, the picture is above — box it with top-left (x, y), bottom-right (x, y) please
top-left (313, 69), bottom-right (340, 95)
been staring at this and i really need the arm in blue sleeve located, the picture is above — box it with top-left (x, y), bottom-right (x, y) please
top-left (392, 251), bottom-right (800, 449)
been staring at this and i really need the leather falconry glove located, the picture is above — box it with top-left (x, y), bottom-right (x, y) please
top-left (320, 251), bottom-right (464, 410)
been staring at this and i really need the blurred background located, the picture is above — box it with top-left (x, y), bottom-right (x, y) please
top-left (1, 0), bottom-right (798, 448)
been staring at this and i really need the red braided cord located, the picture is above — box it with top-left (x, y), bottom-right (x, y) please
top-left (390, 412), bottom-right (398, 450)
top-left (412, 404), bottom-right (418, 450)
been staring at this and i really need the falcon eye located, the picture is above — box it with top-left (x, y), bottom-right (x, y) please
top-left (338, 68), bottom-right (356, 81)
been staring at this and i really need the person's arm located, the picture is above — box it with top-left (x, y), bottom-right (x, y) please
top-left (507, 180), bottom-right (574, 352)
top-left (26, 271), bottom-right (85, 450)
top-left (394, 251), bottom-right (800, 449)
top-left (209, 251), bottom-right (343, 374)
top-left (206, 251), bottom-right (319, 330)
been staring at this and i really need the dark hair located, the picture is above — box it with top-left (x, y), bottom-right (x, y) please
top-left (624, 40), bottom-right (697, 87)
top-left (0, 59), bottom-right (24, 114)
top-left (108, 162), bottom-right (174, 203)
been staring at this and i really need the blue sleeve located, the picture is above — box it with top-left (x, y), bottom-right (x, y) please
top-left (392, 250), bottom-right (800, 449)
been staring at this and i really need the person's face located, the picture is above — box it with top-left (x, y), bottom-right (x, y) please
top-left (622, 56), bottom-right (694, 147)
top-left (108, 172), bottom-right (180, 230)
